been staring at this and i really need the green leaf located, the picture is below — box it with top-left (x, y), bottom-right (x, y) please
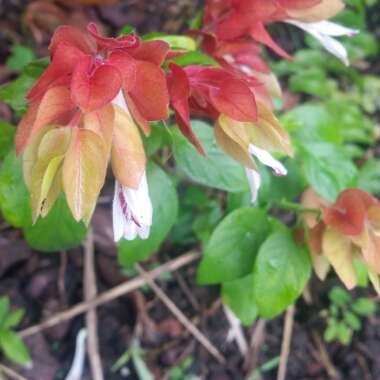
top-left (351, 298), bottom-right (377, 316)
top-left (3, 309), bottom-right (25, 329)
top-left (0, 149), bottom-right (30, 227)
top-left (357, 159), bottom-right (380, 195)
top-left (171, 52), bottom-right (218, 67)
top-left (23, 195), bottom-right (87, 252)
top-left (324, 321), bottom-right (338, 343)
top-left (222, 275), bottom-right (258, 326)
top-left (258, 160), bottom-right (306, 205)
top-left (252, 230), bottom-right (311, 319)
top-left (336, 322), bottom-right (352, 345)
top-left (6, 45), bottom-right (36, 71)
top-left (144, 34), bottom-right (196, 51)
top-left (298, 142), bottom-right (358, 202)
top-left (23, 58), bottom-right (49, 79)
top-left (344, 311), bottom-right (361, 331)
top-left (197, 208), bottom-right (271, 284)
top-left (328, 287), bottom-right (352, 307)
top-left (289, 68), bottom-right (337, 97)
top-left (0, 122), bottom-right (15, 160)
top-left (0, 73), bottom-right (35, 114)
top-left (173, 121), bottom-right (248, 192)
top-left (0, 329), bottom-right (31, 367)
top-left (0, 298), bottom-right (10, 325)
top-left (118, 162), bottom-right (178, 267)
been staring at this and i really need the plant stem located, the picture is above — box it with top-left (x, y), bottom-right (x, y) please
top-left (273, 199), bottom-right (321, 216)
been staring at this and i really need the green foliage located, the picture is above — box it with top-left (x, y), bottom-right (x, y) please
top-left (0, 122), bottom-right (16, 160)
top-left (0, 149), bottom-right (87, 251)
top-left (197, 208), bottom-right (271, 284)
top-left (6, 45), bottom-right (36, 71)
top-left (173, 121), bottom-right (248, 192)
top-left (171, 51), bottom-right (219, 67)
top-left (23, 195), bottom-right (87, 252)
top-left (252, 230), bottom-right (311, 318)
top-left (0, 297), bottom-right (31, 367)
top-left (222, 275), bottom-right (258, 326)
top-left (322, 287), bottom-right (377, 345)
top-left (298, 142), bottom-right (358, 202)
top-left (118, 162), bottom-right (178, 267)
top-left (0, 149), bottom-right (30, 227)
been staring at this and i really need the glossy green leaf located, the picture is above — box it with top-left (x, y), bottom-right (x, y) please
top-left (0, 329), bottom-right (31, 367)
top-left (23, 195), bottom-right (87, 252)
top-left (252, 230), bottom-right (311, 319)
top-left (357, 159), bottom-right (380, 195)
top-left (118, 162), bottom-right (178, 267)
top-left (173, 121), bottom-right (249, 192)
top-left (197, 208), bottom-right (271, 284)
top-left (0, 149), bottom-right (30, 227)
top-left (222, 275), bottom-right (258, 326)
top-left (298, 142), bottom-right (358, 202)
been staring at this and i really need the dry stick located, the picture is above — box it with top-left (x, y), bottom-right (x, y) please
top-left (83, 230), bottom-right (104, 380)
top-left (19, 251), bottom-right (200, 338)
top-left (0, 365), bottom-right (28, 380)
top-left (277, 305), bottom-right (295, 380)
top-left (135, 264), bottom-right (226, 364)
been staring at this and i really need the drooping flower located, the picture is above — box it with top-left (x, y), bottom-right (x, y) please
top-left (202, 0), bottom-right (356, 65)
top-left (112, 177), bottom-right (153, 241)
top-left (215, 105), bottom-right (293, 201)
top-left (16, 22), bottom-right (170, 154)
top-left (301, 188), bottom-right (380, 292)
top-left (167, 63), bottom-right (258, 153)
top-left (17, 23), bottom-right (163, 238)
top-left (284, 20), bottom-right (358, 66)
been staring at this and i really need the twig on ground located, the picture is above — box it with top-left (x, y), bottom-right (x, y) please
top-left (135, 263), bottom-right (226, 364)
top-left (83, 229), bottom-right (103, 380)
top-left (172, 270), bottom-right (200, 311)
top-left (244, 319), bottom-right (266, 372)
top-left (223, 305), bottom-right (248, 356)
top-left (19, 250), bottom-right (200, 338)
top-left (311, 331), bottom-right (339, 379)
top-left (0, 365), bottom-right (28, 380)
top-left (277, 305), bottom-right (295, 380)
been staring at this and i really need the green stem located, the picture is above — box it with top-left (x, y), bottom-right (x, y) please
top-left (272, 199), bottom-right (321, 216)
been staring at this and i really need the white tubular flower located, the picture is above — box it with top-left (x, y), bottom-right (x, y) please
top-left (245, 168), bottom-right (262, 203)
top-left (285, 20), bottom-right (359, 66)
top-left (246, 144), bottom-right (287, 203)
top-left (112, 175), bottom-right (153, 242)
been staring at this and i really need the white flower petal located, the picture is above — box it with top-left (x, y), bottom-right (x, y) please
top-left (112, 174), bottom-right (153, 242)
top-left (248, 144), bottom-right (287, 176)
top-left (285, 19), bottom-right (358, 66)
top-left (112, 181), bottom-right (125, 242)
top-left (287, 20), bottom-right (358, 37)
top-left (245, 168), bottom-right (261, 203)
top-left (123, 173), bottom-right (153, 227)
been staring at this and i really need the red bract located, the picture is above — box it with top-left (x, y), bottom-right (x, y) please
top-left (203, 0), bottom-right (344, 58)
top-left (323, 189), bottom-right (379, 236)
top-left (17, 22), bottom-right (170, 154)
top-left (167, 63), bottom-right (257, 153)
top-left (192, 31), bottom-right (277, 108)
